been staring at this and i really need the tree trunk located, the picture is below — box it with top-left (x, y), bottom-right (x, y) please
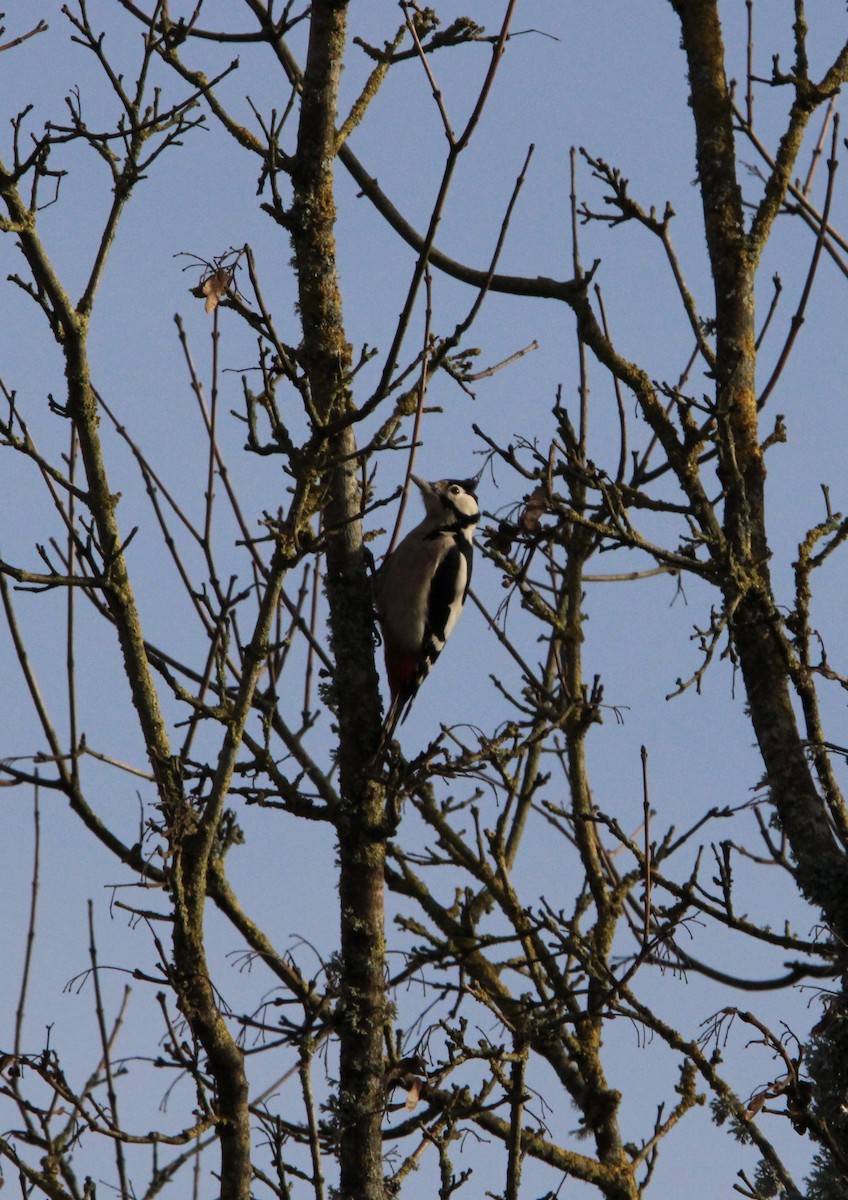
top-left (290, 5), bottom-right (387, 1197)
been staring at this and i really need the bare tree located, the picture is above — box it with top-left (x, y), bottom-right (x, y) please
top-left (2, 4), bottom-right (848, 1199)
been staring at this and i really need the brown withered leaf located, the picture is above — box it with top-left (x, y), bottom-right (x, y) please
top-left (811, 997), bottom-right (837, 1037)
top-left (744, 1087), bottom-right (771, 1120)
top-left (519, 487), bottom-right (549, 534)
top-left (191, 267), bottom-right (231, 313)
top-left (405, 1077), bottom-right (423, 1111)
top-left (486, 520), bottom-right (517, 554)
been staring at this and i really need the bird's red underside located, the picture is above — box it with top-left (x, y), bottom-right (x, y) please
top-left (384, 641), bottom-right (418, 700)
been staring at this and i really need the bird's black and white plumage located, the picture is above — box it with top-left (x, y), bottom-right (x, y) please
top-left (375, 475), bottom-right (479, 739)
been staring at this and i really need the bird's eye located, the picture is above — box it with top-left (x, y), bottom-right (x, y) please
top-left (449, 485), bottom-right (461, 495)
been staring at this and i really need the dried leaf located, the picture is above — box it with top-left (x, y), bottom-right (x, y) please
top-left (519, 487), bottom-right (548, 534)
top-left (191, 268), bottom-right (231, 313)
top-left (204, 268), bottom-right (231, 312)
top-left (811, 998), bottom-right (837, 1037)
top-left (744, 1088), bottom-right (770, 1120)
top-left (405, 1077), bottom-right (423, 1111)
top-left (486, 520), bottom-right (517, 554)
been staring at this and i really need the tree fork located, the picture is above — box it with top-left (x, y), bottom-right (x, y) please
top-left (3, 138), bottom-right (257, 1200)
top-left (671, 10), bottom-right (848, 1180)
top-left (673, 0), bottom-right (847, 931)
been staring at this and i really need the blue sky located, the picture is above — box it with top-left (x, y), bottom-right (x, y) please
top-left (2, 3), bottom-right (848, 1196)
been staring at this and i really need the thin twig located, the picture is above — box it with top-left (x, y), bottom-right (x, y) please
top-left (87, 901), bottom-right (129, 1200)
top-left (800, 96), bottom-right (835, 196)
top-left (386, 265), bottom-right (433, 559)
top-left (641, 746), bottom-right (651, 950)
top-left (745, 0), bottom-right (754, 129)
top-left (14, 781), bottom-right (40, 1058)
top-left (758, 114), bottom-right (840, 409)
top-left (570, 147), bottom-right (589, 456)
top-left (67, 427), bottom-right (79, 787)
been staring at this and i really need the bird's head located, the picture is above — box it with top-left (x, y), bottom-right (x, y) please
top-left (411, 475), bottom-right (480, 531)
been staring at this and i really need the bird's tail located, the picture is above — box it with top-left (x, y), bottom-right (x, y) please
top-left (379, 685), bottom-right (415, 749)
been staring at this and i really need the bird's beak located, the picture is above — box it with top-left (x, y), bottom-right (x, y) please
top-left (465, 466), bottom-right (484, 495)
top-left (410, 474), bottom-right (433, 494)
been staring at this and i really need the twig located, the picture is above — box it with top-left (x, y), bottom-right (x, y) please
top-left (800, 96), bottom-right (835, 196)
top-left (13, 781), bottom-right (41, 1059)
top-left (570, 147), bottom-right (589, 456)
top-left (745, 0), bottom-right (754, 129)
top-left (758, 114), bottom-right (840, 409)
top-left (87, 901), bottom-right (129, 1200)
top-left (0, 19), bottom-right (48, 55)
top-left (641, 746), bottom-right (651, 950)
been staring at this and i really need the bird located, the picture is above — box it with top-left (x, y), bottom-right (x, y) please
top-left (374, 474), bottom-right (480, 740)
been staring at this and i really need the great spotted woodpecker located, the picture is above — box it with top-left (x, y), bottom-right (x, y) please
top-left (375, 475), bottom-right (480, 739)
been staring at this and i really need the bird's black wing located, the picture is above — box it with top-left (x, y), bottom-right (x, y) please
top-left (427, 539), bottom-right (466, 642)
top-left (388, 536), bottom-right (473, 732)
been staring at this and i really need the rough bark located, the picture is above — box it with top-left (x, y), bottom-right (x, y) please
top-left (672, 0), bottom-right (847, 933)
top-left (289, 5), bottom-right (387, 1198)
top-left (672, 9), bottom-right (848, 1184)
